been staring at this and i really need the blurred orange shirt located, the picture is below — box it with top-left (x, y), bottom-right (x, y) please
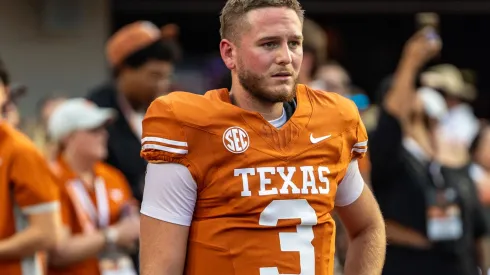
top-left (47, 156), bottom-right (133, 275)
top-left (0, 122), bottom-right (60, 275)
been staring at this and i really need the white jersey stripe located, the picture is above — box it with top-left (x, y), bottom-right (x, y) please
top-left (141, 136), bottom-right (188, 147)
top-left (353, 140), bottom-right (368, 147)
top-left (142, 143), bottom-right (188, 155)
top-left (351, 148), bottom-right (367, 153)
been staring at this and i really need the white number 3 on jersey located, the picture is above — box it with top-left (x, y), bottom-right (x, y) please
top-left (259, 199), bottom-right (317, 275)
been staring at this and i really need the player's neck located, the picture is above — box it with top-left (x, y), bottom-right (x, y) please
top-left (230, 85), bottom-right (284, 121)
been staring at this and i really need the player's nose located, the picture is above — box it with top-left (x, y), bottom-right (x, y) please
top-left (275, 44), bottom-right (293, 65)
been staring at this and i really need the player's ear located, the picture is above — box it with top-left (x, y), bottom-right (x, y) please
top-left (219, 39), bottom-right (236, 70)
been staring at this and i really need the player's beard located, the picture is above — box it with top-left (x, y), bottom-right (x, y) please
top-left (237, 59), bottom-right (297, 103)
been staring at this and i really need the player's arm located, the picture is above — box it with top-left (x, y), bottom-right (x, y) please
top-left (139, 163), bottom-right (196, 275)
top-left (139, 96), bottom-right (197, 275)
top-left (335, 108), bottom-right (386, 275)
top-left (0, 147), bottom-right (62, 259)
top-left (140, 217), bottom-right (189, 275)
top-left (334, 161), bottom-right (386, 275)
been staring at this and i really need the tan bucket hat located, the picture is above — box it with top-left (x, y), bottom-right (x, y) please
top-left (420, 64), bottom-right (477, 101)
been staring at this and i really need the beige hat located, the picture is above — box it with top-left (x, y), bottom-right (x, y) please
top-left (420, 64), bottom-right (477, 101)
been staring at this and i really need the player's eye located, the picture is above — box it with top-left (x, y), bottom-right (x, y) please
top-left (262, 42), bottom-right (278, 49)
top-left (288, 41), bottom-right (301, 48)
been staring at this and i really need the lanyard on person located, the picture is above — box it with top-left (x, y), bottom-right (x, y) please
top-left (66, 177), bottom-right (110, 233)
top-left (429, 162), bottom-right (446, 189)
top-left (426, 161), bottom-right (463, 241)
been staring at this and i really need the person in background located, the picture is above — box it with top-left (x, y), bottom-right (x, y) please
top-left (38, 95), bottom-right (68, 130)
top-left (314, 61), bottom-right (351, 97)
top-left (469, 123), bottom-right (490, 205)
top-left (370, 28), bottom-right (488, 275)
top-left (46, 98), bottom-right (139, 275)
top-left (314, 61), bottom-right (375, 130)
top-left (0, 57), bottom-right (62, 275)
top-left (160, 23), bottom-right (182, 69)
top-left (28, 94), bottom-right (67, 161)
top-left (299, 18), bottom-right (328, 87)
top-left (3, 83), bottom-right (26, 129)
top-left (87, 21), bottom-right (178, 202)
top-left (469, 123), bottom-right (490, 271)
top-left (421, 64), bottom-right (479, 148)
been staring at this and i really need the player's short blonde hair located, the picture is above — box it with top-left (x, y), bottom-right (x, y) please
top-left (219, 0), bottom-right (304, 42)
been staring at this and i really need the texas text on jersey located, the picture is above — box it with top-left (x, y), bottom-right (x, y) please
top-left (140, 84), bottom-right (368, 275)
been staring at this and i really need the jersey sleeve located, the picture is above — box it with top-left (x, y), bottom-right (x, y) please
top-left (335, 160), bottom-right (365, 207)
top-left (350, 109), bottom-right (369, 160)
top-left (11, 143), bottom-right (60, 215)
top-left (140, 163), bottom-right (197, 226)
top-left (336, 100), bottom-right (369, 190)
top-left (141, 97), bottom-right (189, 165)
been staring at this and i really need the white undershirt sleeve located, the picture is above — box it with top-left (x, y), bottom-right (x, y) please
top-left (140, 163), bottom-right (197, 226)
top-left (335, 160), bottom-right (365, 207)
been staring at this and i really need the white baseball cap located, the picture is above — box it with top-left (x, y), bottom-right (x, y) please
top-left (48, 98), bottom-right (116, 142)
top-left (417, 87), bottom-right (448, 121)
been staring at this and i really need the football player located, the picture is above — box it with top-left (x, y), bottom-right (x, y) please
top-left (139, 0), bottom-right (386, 274)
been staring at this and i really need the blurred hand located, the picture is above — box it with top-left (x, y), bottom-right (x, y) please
top-left (111, 215), bottom-right (140, 250)
top-left (402, 27), bottom-right (442, 68)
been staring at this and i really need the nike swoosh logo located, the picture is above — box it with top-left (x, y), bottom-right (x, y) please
top-left (310, 134), bottom-right (332, 144)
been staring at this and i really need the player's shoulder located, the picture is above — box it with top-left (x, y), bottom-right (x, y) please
top-left (302, 85), bottom-right (361, 129)
top-left (157, 90), bottom-right (205, 104)
top-left (304, 85), bottom-right (359, 118)
top-left (146, 89), bottom-right (230, 128)
top-left (148, 91), bottom-right (199, 114)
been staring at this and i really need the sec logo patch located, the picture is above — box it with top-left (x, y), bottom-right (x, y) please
top-left (223, 126), bottom-right (250, 154)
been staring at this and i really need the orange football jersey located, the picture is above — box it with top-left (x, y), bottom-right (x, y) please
top-left (0, 122), bottom-right (60, 275)
top-left (141, 84), bottom-right (368, 275)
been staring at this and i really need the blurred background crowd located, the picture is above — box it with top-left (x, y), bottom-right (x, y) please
top-left (2, 0), bottom-right (490, 274)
